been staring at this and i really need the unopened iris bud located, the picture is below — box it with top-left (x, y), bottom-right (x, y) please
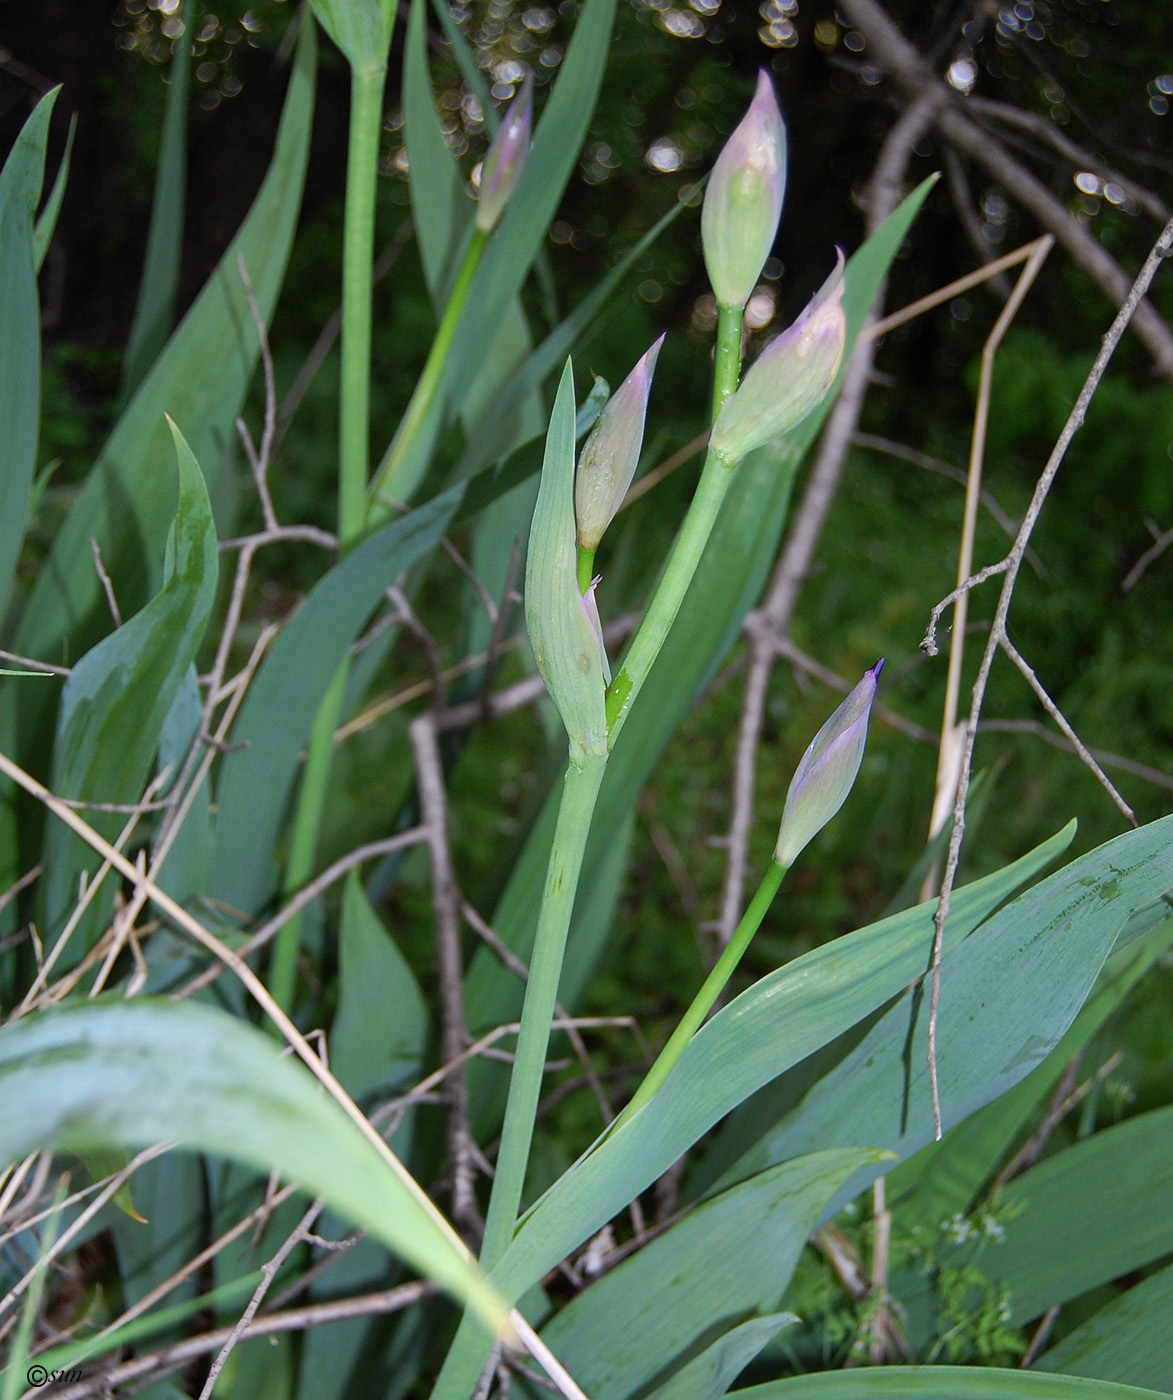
top-left (574, 335), bottom-right (664, 552)
top-left (701, 70), bottom-right (786, 312)
top-left (476, 74), bottom-right (533, 234)
top-left (774, 660), bottom-right (882, 868)
top-left (710, 251), bottom-right (846, 463)
top-left (526, 361), bottom-right (609, 763)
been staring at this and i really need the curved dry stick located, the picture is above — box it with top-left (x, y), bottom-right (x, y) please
top-left (924, 214), bottom-right (1173, 1138)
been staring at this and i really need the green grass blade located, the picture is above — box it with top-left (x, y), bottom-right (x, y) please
top-left (332, 871), bottom-right (427, 1101)
top-left (0, 87), bottom-right (56, 621)
top-left (704, 816), bottom-right (1173, 1208)
top-left (884, 917), bottom-right (1173, 1240)
top-left (644, 1316), bottom-right (799, 1400)
top-left (0, 999), bottom-right (506, 1334)
top-left (975, 1102), bottom-right (1173, 1327)
top-left (212, 492), bottom-right (457, 915)
top-left (452, 188), bottom-right (693, 483)
top-left (490, 824), bottom-right (1076, 1304)
top-left (9, 18), bottom-right (314, 672)
top-left (307, 0), bottom-right (393, 73)
top-left (733, 1369), bottom-right (1173, 1400)
top-left (403, 0), bottom-right (469, 301)
top-left (42, 420), bottom-right (219, 956)
top-left (540, 1149), bottom-right (885, 1400)
top-left (32, 112), bottom-right (73, 273)
top-left (1036, 1261), bottom-right (1173, 1389)
top-left (121, 29), bottom-right (190, 400)
top-left (440, 0), bottom-right (616, 399)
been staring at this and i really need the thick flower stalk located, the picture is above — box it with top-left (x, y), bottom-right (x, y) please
top-left (710, 250), bottom-right (847, 464)
top-left (701, 69), bottom-right (787, 313)
top-left (575, 335), bottom-right (665, 554)
top-left (476, 74), bottom-right (533, 234)
top-left (774, 659), bottom-right (883, 867)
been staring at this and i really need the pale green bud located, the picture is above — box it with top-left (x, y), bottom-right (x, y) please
top-left (476, 75), bottom-right (533, 235)
top-left (774, 660), bottom-right (882, 868)
top-left (701, 70), bottom-right (787, 312)
top-left (710, 251), bottom-right (846, 463)
top-left (574, 335), bottom-right (664, 552)
top-left (525, 361), bottom-right (609, 762)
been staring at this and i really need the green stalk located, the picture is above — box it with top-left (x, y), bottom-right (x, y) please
top-left (434, 304), bottom-right (749, 1400)
top-left (269, 64), bottom-right (385, 1007)
top-left (479, 752), bottom-right (608, 1270)
top-left (711, 301), bottom-right (743, 418)
top-left (575, 544), bottom-right (596, 594)
top-left (367, 227), bottom-right (488, 516)
top-left (604, 303), bottom-right (743, 743)
top-left (339, 65), bottom-right (387, 544)
top-left (620, 860), bottom-right (785, 1124)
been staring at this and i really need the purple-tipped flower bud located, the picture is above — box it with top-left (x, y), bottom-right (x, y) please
top-left (701, 71), bottom-right (786, 312)
top-left (710, 251), bottom-right (846, 463)
top-left (476, 75), bottom-right (533, 234)
top-left (774, 660), bottom-right (882, 868)
top-left (574, 335), bottom-right (665, 551)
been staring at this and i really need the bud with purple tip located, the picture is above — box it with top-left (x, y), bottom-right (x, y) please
top-left (574, 335), bottom-right (665, 552)
top-left (774, 660), bottom-right (882, 868)
top-left (710, 251), bottom-right (847, 463)
top-left (701, 70), bottom-right (787, 312)
top-left (476, 75), bottom-right (533, 235)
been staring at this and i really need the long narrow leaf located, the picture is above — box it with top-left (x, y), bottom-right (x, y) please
top-left (42, 421), bottom-right (219, 956)
top-left (121, 30), bottom-right (191, 399)
top-left (0, 1000), bottom-right (506, 1332)
top-left (0, 88), bottom-right (56, 620)
top-left (733, 1368), bottom-right (1173, 1399)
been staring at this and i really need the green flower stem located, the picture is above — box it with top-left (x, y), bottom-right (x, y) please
top-left (270, 63), bottom-right (385, 1008)
top-left (576, 544), bottom-right (596, 594)
top-left (436, 301), bottom-right (748, 1400)
top-left (479, 752), bottom-right (608, 1270)
top-left (367, 227), bottom-right (488, 517)
top-left (604, 305), bottom-right (744, 745)
top-left (620, 859), bottom-right (786, 1125)
top-left (339, 65), bottom-right (388, 546)
top-left (711, 301), bottom-right (743, 417)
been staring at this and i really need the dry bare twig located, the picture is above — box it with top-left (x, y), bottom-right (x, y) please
top-left (921, 214), bottom-right (1173, 1138)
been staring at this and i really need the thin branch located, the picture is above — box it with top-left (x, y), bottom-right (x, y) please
top-left (0, 650), bottom-right (69, 678)
top-left (1122, 520), bottom-right (1173, 592)
top-left (923, 213), bottom-right (1173, 1138)
top-left (410, 712), bottom-right (480, 1237)
top-left (0, 1144), bottom-right (171, 1324)
top-left (235, 250), bottom-right (280, 534)
top-left (999, 635), bottom-right (1135, 824)
top-left (968, 95), bottom-right (1172, 224)
top-left (942, 146), bottom-right (1013, 301)
top-left (175, 827), bottom-right (429, 1000)
top-left (852, 432), bottom-right (1044, 572)
top-left (839, 0), bottom-right (1173, 383)
top-left (38, 1281), bottom-right (438, 1400)
top-left (88, 537), bottom-right (122, 628)
top-left (197, 1199), bottom-right (323, 1400)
